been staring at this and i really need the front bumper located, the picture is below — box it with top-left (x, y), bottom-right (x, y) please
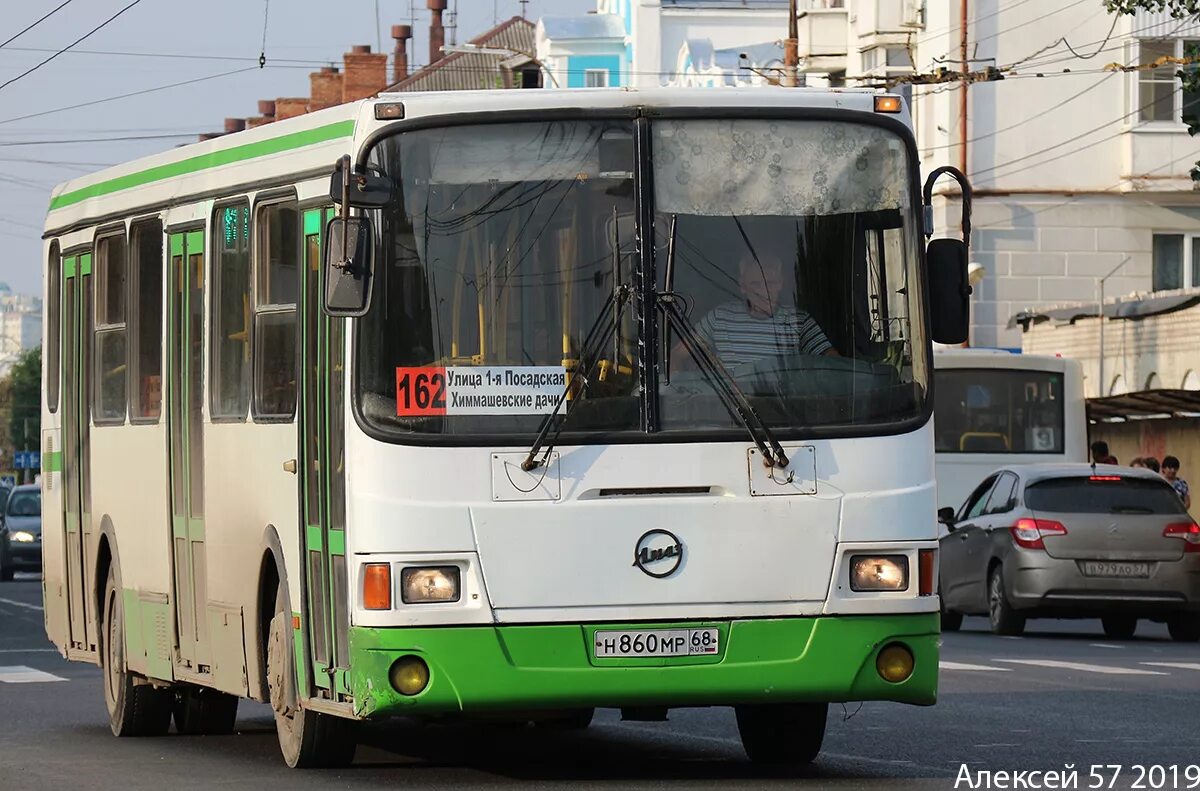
top-left (6, 541), bottom-right (41, 570)
top-left (348, 613), bottom-right (939, 719)
top-left (1007, 551), bottom-right (1200, 617)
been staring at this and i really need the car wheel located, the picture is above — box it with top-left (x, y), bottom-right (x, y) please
top-left (1167, 615), bottom-right (1200, 643)
top-left (940, 597), bottom-right (963, 632)
top-left (173, 686), bottom-right (239, 735)
top-left (1101, 616), bottom-right (1137, 640)
top-left (987, 566), bottom-right (1025, 636)
top-left (735, 702), bottom-right (827, 765)
top-left (102, 566), bottom-right (172, 736)
top-left (266, 587), bottom-right (356, 768)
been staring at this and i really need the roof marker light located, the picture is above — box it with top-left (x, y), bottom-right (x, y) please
top-left (874, 95), bottom-right (903, 113)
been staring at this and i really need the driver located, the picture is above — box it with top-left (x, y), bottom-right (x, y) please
top-left (691, 251), bottom-right (837, 366)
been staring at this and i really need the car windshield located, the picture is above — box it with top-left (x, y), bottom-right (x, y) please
top-left (357, 116), bottom-right (926, 440)
top-left (1025, 477), bottom-right (1185, 515)
top-left (935, 368), bottom-right (1064, 454)
top-left (7, 490), bottom-right (40, 517)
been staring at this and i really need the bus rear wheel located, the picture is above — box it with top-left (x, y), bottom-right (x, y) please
top-left (173, 686), bottom-right (239, 735)
top-left (266, 588), bottom-right (356, 768)
top-left (735, 702), bottom-right (827, 765)
top-left (101, 565), bottom-right (172, 737)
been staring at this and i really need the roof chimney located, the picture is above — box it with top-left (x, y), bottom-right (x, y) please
top-left (309, 65), bottom-right (343, 110)
top-left (428, 0), bottom-right (448, 63)
top-left (223, 118), bottom-right (246, 134)
top-left (342, 45), bottom-right (388, 102)
top-left (391, 24), bottom-right (412, 84)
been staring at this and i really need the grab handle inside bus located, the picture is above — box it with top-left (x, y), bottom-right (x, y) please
top-left (922, 166), bottom-right (972, 345)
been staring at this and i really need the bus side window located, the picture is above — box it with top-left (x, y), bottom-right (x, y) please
top-left (47, 240), bottom-right (61, 413)
top-left (253, 199), bottom-right (299, 421)
top-left (94, 231), bottom-right (128, 424)
top-left (129, 219), bottom-right (164, 421)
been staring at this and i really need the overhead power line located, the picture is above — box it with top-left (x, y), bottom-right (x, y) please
top-left (0, 0), bottom-right (145, 93)
top-left (0, 0), bottom-right (77, 49)
top-left (0, 134), bottom-right (199, 147)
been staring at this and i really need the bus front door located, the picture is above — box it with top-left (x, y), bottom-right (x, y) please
top-left (61, 251), bottom-right (96, 654)
top-left (299, 208), bottom-right (350, 700)
top-left (167, 230), bottom-right (209, 672)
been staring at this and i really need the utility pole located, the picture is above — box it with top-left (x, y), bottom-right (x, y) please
top-left (784, 0), bottom-right (798, 87)
top-left (958, 0), bottom-right (969, 173)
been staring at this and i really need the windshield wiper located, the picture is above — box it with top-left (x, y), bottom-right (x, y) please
top-left (656, 219), bottom-right (789, 469)
top-left (521, 283), bottom-right (633, 472)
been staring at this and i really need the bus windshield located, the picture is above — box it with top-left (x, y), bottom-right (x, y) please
top-left (358, 117), bottom-right (927, 439)
top-left (934, 368), bottom-right (1066, 454)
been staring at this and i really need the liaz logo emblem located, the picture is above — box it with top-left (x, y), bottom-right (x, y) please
top-left (632, 529), bottom-right (683, 578)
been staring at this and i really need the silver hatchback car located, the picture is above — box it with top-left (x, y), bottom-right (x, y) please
top-left (938, 463), bottom-right (1200, 641)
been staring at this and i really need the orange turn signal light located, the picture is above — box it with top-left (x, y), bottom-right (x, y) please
top-left (363, 563), bottom-right (392, 610)
top-left (874, 95), bottom-right (903, 113)
top-left (919, 549), bottom-right (936, 596)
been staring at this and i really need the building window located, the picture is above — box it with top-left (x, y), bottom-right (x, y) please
top-left (129, 220), bottom-right (163, 421)
top-left (47, 241), bottom-right (60, 414)
top-left (254, 200), bottom-right (299, 421)
top-left (585, 69), bottom-right (610, 88)
top-left (1151, 232), bottom-right (1200, 291)
top-left (1138, 39), bottom-right (1200, 123)
top-left (211, 201), bottom-right (252, 420)
top-left (94, 233), bottom-right (128, 424)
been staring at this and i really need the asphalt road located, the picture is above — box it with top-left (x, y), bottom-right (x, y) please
top-left (2, 575), bottom-right (1198, 789)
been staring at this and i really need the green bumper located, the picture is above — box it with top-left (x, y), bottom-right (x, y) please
top-left (348, 614), bottom-right (938, 718)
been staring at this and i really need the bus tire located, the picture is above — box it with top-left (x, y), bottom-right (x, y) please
top-left (173, 687), bottom-right (239, 735)
top-left (735, 702), bottom-right (827, 765)
top-left (266, 588), bottom-right (356, 768)
top-left (1167, 615), bottom-right (1200, 643)
top-left (987, 566), bottom-right (1025, 636)
top-left (101, 566), bottom-right (172, 737)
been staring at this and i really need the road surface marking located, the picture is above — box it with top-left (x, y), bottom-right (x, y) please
top-left (1089, 643), bottom-right (1122, 649)
top-left (0, 665), bottom-right (67, 683)
top-left (940, 661), bottom-right (1013, 672)
top-left (1141, 661), bottom-right (1200, 671)
top-left (0, 648), bottom-right (57, 653)
top-left (0, 597), bottom-right (42, 612)
top-left (995, 659), bottom-right (1167, 676)
top-left (975, 743), bottom-right (1018, 748)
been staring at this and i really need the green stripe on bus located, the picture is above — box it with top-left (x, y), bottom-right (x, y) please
top-left (303, 209), bottom-right (321, 237)
top-left (169, 234), bottom-right (183, 257)
top-left (48, 120), bottom-right (355, 212)
top-left (79, 253), bottom-right (92, 276)
top-left (64, 256), bottom-right (75, 279)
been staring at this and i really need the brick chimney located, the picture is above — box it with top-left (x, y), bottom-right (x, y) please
top-left (246, 99), bottom-right (276, 128)
top-left (341, 44), bottom-right (388, 102)
top-left (275, 97), bottom-right (310, 120)
top-left (391, 24), bottom-right (412, 84)
top-left (310, 66), bottom-right (343, 111)
top-left (428, 0), bottom-right (448, 63)
top-left (223, 118), bottom-right (246, 134)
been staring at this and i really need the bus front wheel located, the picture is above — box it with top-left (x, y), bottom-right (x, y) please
top-left (101, 565), bottom-right (172, 737)
top-left (266, 588), bottom-right (356, 768)
top-left (735, 702), bottom-right (827, 765)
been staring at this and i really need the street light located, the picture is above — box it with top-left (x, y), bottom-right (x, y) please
top-left (1096, 256), bottom-right (1130, 399)
top-left (440, 43), bottom-right (561, 88)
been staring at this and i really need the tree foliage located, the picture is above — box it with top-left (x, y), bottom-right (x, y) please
top-left (8, 346), bottom-right (41, 453)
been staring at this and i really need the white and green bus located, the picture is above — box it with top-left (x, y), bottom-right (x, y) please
top-left (40, 87), bottom-right (971, 768)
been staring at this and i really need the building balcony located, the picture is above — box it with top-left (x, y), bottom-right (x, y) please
top-left (796, 8), bottom-right (847, 73)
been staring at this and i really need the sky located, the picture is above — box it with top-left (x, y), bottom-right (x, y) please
top-left (0, 0), bottom-right (594, 298)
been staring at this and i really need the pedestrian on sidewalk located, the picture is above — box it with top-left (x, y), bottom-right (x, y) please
top-left (1091, 440), bottom-right (1118, 465)
top-left (1162, 455), bottom-right (1190, 510)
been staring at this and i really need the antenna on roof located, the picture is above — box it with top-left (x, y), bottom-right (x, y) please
top-left (447, 0), bottom-right (458, 45)
top-left (520, 0), bottom-right (529, 18)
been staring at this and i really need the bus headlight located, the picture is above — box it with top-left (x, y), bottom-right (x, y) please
top-left (400, 566), bottom-right (460, 603)
top-left (850, 555), bottom-right (909, 592)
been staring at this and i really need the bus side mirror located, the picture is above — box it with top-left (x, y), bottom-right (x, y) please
top-left (928, 238), bottom-right (970, 344)
top-left (324, 216), bottom-right (374, 317)
top-left (328, 159), bottom-right (393, 208)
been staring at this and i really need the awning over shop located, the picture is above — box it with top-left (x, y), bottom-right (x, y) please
top-left (1087, 388), bottom-right (1200, 421)
top-left (1010, 292), bottom-right (1200, 329)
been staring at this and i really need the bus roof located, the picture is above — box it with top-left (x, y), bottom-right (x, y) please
top-left (933, 347), bottom-right (1081, 374)
top-left (44, 86), bottom-right (903, 237)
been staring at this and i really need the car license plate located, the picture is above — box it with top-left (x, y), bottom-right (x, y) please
top-left (1079, 560), bottom-right (1152, 578)
top-left (593, 628), bottom-right (719, 658)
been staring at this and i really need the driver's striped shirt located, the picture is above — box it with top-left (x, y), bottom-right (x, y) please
top-left (693, 302), bottom-right (833, 367)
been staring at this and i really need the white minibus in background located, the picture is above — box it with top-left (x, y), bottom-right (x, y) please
top-left (933, 349), bottom-right (1087, 511)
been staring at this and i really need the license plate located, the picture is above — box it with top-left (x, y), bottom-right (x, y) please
top-left (593, 628), bottom-right (719, 658)
top-left (1079, 560), bottom-right (1152, 578)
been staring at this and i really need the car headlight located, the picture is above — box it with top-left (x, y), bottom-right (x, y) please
top-left (11, 531), bottom-right (35, 543)
top-left (850, 555), bottom-right (909, 592)
top-left (400, 566), bottom-right (460, 604)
